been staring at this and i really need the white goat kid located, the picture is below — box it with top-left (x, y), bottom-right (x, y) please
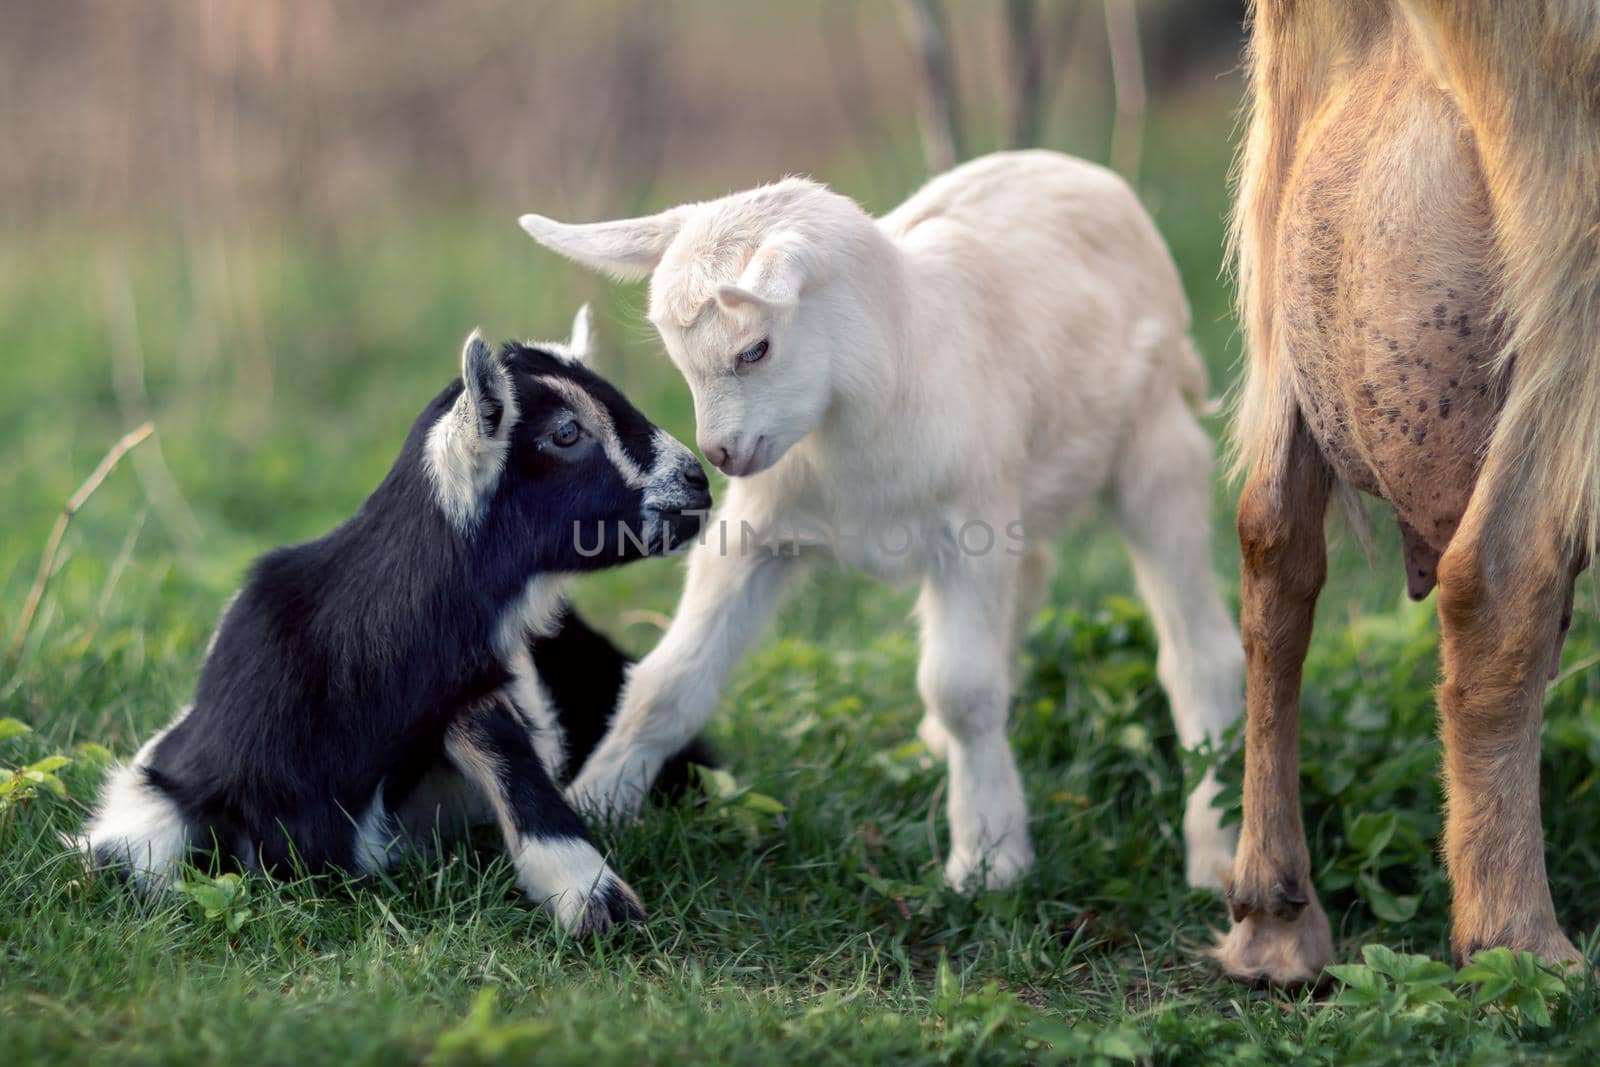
top-left (520, 150), bottom-right (1243, 891)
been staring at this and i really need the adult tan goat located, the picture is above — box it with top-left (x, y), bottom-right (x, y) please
top-left (1218, 0), bottom-right (1600, 985)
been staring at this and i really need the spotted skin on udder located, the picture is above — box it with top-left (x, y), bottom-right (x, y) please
top-left (1276, 57), bottom-right (1508, 599)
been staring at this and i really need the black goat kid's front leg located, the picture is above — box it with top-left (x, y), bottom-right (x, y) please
top-left (444, 696), bottom-right (643, 935)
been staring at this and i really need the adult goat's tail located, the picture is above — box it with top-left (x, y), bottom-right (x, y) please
top-left (1400, 1), bottom-right (1600, 557)
top-left (1228, 1), bottom-right (1391, 486)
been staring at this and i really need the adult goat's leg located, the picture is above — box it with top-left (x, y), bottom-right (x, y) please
top-left (1436, 496), bottom-right (1580, 964)
top-left (1213, 417), bottom-right (1334, 986)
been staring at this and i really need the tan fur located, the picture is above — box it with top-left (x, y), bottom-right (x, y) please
top-left (1224, 0), bottom-right (1599, 982)
top-left (1214, 417), bottom-right (1337, 984)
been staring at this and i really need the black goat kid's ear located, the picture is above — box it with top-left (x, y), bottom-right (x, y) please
top-left (460, 330), bottom-right (511, 439)
top-left (425, 331), bottom-right (518, 529)
top-left (567, 303), bottom-right (594, 366)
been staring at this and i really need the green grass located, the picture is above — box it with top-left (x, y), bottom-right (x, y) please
top-left (6, 104), bottom-right (1600, 1065)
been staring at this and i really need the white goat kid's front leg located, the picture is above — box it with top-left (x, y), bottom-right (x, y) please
top-left (566, 527), bottom-right (793, 820)
top-left (1111, 383), bottom-right (1244, 890)
top-left (919, 548), bottom-right (1033, 892)
top-left (918, 542), bottom-right (1055, 763)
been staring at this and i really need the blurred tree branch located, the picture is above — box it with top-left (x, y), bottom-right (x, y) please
top-left (1104, 0), bottom-right (1147, 182)
top-left (820, 0), bottom-right (912, 201)
top-left (1003, 0), bottom-right (1045, 148)
top-left (897, 0), bottom-right (964, 172)
top-left (574, 0), bottom-right (675, 216)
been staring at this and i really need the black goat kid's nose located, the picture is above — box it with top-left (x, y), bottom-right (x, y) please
top-left (684, 464), bottom-right (709, 491)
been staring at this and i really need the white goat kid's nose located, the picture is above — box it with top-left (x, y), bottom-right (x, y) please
top-left (698, 433), bottom-right (738, 472)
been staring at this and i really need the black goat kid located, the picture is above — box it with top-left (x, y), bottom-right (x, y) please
top-left (76, 307), bottom-right (713, 935)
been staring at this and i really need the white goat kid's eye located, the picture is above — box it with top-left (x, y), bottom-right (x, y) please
top-left (551, 419), bottom-right (581, 447)
top-left (736, 339), bottom-right (769, 366)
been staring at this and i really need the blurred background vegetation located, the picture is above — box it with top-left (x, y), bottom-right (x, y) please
top-left (1, 0), bottom-right (1267, 671)
top-left (1, 0), bottom-right (1513, 767)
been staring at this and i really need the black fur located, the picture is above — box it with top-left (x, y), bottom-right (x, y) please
top-left (530, 607), bottom-right (715, 799)
top-left (93, 338), bottom-right (712, 890)
top-left (450, 696), bottom-right (590, 842)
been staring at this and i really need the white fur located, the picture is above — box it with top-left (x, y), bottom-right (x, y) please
top-left (526, 151), bottom-right (1243, 891)
top-left (492, 574), bottom-right (570, 661)
top-left (535, 303), bottom-right (596, 367)
top-left (490, 572), bottom-right (573, 777)
top-left (350, 788), bottom-right (399, 874)
top-left (424, 330), bottom-right (519, 530)
top-left (510, 835), bottom-right (633, 933)
top-left (565, 304), bottom-right (594, 364)
top-left (73, 707), bottom-right (194, 889)
top-left (500, 642), bottom-right (568, 779)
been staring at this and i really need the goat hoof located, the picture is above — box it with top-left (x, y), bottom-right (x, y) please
top-left (1454, 925), bottom-right (1583, 971)
top-left (562, 877), bottom-right (646, 938)
top-left (565, 767), bottom-right (647, 825)
top-left (1212, 892), bottom-right (1333, 988)
top-left (944, 840), bottom-right (1034, 894)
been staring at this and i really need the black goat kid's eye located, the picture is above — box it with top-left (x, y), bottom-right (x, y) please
top-left (551, 419), bottom-right (581, 447)
top-left (737, 339), bottom-right (769, 366)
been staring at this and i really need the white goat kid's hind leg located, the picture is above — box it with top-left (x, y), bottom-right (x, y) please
top-left (918, 543), bottom-right (1054, 763)
top-left (566, 527), bottom-right (793, 820)
top-left (916, 713), bottom-right (953, 762)
top-left (919, 548), bottom-right (1033, 892)
top-left (1012, 541), bottom-right (1059, 639)
top-left (445, 697), bottom-right (642, 935)
top-left (1110, 386), bottom-right (1244, 891)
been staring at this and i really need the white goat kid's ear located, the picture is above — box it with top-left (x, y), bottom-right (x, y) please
top-left (566, 303), bottom-right (595, 365)
top-left (518, 208), bottom-right (685, 282)
top-left (716, 231), bottom-right (809, 313)
top-left (459, 329), bottom-right (513, 440)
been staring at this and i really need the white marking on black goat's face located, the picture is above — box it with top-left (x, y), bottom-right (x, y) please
top-left (498, 350), bottom-right (711, 564)
top-left (425, 329), bottom-right (519, 530)
top-left (421, 313), bottom-right (711, 567)
top-left (422, 311), bottom-right (712, 558)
